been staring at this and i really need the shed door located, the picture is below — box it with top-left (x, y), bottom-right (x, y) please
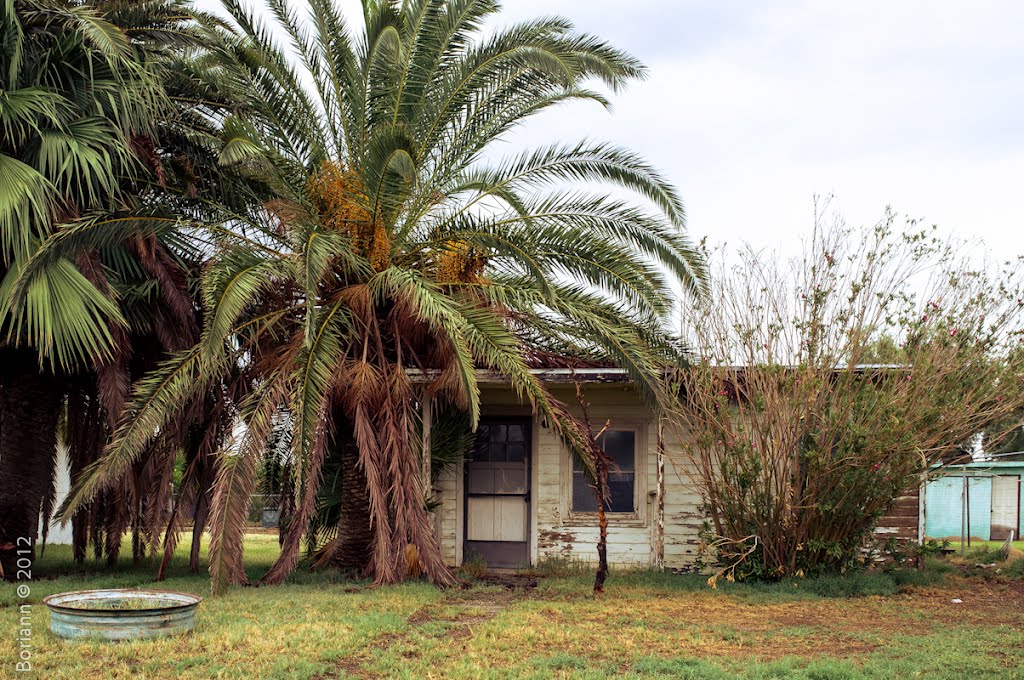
top-left (991, 476), bottom-right (1021, 541)
top-left (464, 419), bottom-right (530, 568)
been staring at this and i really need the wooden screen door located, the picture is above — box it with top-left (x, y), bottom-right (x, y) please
top-left (991, 475), bottom-right (1020, 540)
top-left (464, 419), bottom-right (530, 568)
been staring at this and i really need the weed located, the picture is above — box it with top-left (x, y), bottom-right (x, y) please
top-left (532, 653), bottom-right (589, 671)
top-left (523, 555), bottom-right (592, 578)
top-left (457, 553), bottom-right (488, 580)
top-left (629, 657), bottom-right (731, 679)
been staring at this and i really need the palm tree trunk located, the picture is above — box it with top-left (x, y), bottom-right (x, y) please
top-left (189, 490), bottom-right (211, 574)
top-left (331, 434), bottom-right (373, 571)
top-left (0, 350), bottom-right (62, 580)
top-left (66, 383), bottom-right (103, 564)
top-left (72, 513), bottom-right (88, 564)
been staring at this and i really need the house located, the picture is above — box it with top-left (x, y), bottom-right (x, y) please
top-left (427, 367), bottom-right (929, 570)
top-left (923, 460), bottom-right (1024, 542)
top-left (429, 368), bottom-right (705, 569)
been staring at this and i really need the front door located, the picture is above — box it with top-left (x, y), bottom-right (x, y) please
top-left (464, 419), bottom-right (530, 568)
top-left (991, 475), bottom-right (1021, 540)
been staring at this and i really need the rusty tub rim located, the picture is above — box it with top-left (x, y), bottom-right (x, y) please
top-left (43, 588), bottom-right (203, 617)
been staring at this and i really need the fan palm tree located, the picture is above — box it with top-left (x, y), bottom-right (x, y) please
top-left (0, 0), bottom-right (247, 577)
top-left (0, 0), bottom-right (161, 577)
top-left (61, 0), bottom-right (706, 591)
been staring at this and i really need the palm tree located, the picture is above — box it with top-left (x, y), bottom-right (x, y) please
top-left (0, 0), bottom-right (245, 577)
top-left (61, 0), bottom-right (706, 591)
top-left (0, 0), bottom-right (159, 577)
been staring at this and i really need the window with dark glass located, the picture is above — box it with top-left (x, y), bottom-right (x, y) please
top-left (471, 422), bottom-right (527, 462)
top-left (571, 430), bottom-right (636, 513)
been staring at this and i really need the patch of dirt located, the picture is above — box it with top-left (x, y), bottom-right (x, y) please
top-left (501, 574), bottom-right (1024, 666)
top-left (476, 572), bottom-right (540, 591)
top-left (321, 654), bottom-right (375, 680)
top-left (416, 588), bottom-right (523, 634)
top-left (322, 579), bottom-right (538, 677)
top-left (316, 573), bottom-right (1024, 676)
top-left (315, 625), bottom-right (413, 680)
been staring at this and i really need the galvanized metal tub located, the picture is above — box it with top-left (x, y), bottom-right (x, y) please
top-left (43, 589), bottom-right (202, 641)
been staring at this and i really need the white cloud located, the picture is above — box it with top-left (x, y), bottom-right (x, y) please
top-left (193, 0), bottom-right (1024, 255)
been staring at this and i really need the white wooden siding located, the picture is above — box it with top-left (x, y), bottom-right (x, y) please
top-left (434, 385), bottom-right (705, 569)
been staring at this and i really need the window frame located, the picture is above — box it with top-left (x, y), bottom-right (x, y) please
top-left (562, 419), bottom-right (648, 525)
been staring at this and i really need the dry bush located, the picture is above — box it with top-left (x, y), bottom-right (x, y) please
top-left (673, 204), bottom-right (1024, 580)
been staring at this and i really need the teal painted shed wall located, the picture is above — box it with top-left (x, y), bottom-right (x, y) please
top-left (924, 476), bottom-right (991, 540)
top-left (924, 463), bottom-right (1024, 540)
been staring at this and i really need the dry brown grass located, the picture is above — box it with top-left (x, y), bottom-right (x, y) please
top-left (7, 539), bottom-right (1023, 679)
top-left (351, 572), bottom-right (1024, 678)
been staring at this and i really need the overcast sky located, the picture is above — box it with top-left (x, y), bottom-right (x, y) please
top-left (196, 0), bottom-right (1024, 256)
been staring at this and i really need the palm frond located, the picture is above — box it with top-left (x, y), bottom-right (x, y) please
top-left (201, 246), bottom-right (284, 359)
top-left (207, 440), bottom-right (257, 594)
top-left (36, 0), bottom-right (132, 60)
top-left (1, 256), bottom-right (125, 370)
top-left (0, 87), bottom-right (67, 142)
top-left (371, 267), bottom-right (480, 423)
top-left (260, 294), bottom-right (357, 584)
top-left (56, 346), bottom-right (216, 520)
top-left (0, 154), bottom-right (55, 259)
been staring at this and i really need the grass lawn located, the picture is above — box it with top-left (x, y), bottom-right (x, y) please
top-left (3, 535), bottom-right (1023, 679)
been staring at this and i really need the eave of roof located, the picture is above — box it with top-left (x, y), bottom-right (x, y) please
top-left (406, 364), bottom-right (911, 385)
top-left (931, 459), bottom-right (1024, 469)
top-left (406, 368), bottom-right (633, 384)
